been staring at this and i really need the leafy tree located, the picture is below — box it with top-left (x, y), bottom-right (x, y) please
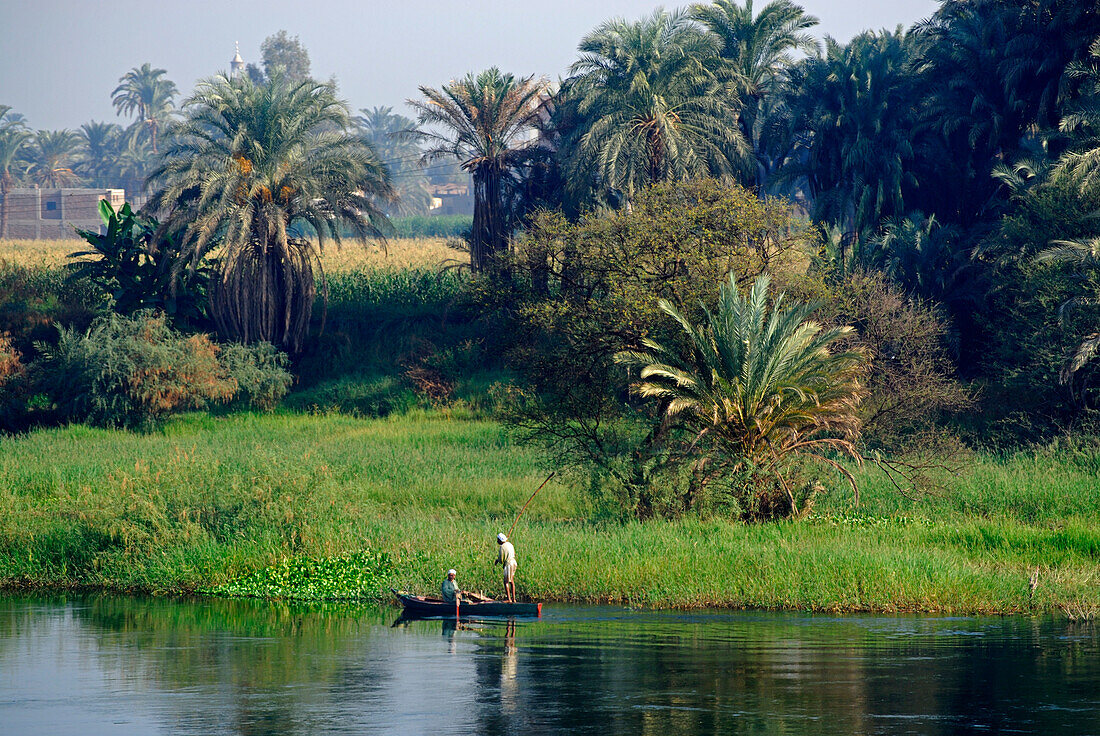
top-left (261, 30), bottom-right (311, 83)
top-left (491, 179), bottom-right (816, 517)
top-left (147, 73), bottom-right (394, 351)
top-left (408, 68), bottom-right (547, 272)
top-left (562, 9), bottom-right (750, 200)
top-left (691, 0), bottom-right (819, 189)
top-left (615, 273), bottom-right (866, 519)
top-left (26, 129), bottom-right (82, 187)
top-left (356, 106), bottom-right (430, 216)
top-left (112, 63), bottom-right (178, 154)
top-left (0, 106), bottom-right (31, 238)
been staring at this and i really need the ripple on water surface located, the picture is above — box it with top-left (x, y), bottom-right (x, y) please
top-left (0, 594), bottom-right (1098, 735)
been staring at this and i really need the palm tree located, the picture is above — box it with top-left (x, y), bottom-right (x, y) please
top-left (27, 129), bottom-right (82, 187)
top-left (112, 63), bottom-right (178, 153)
top-left (1056, 36), bottom-right (1100, 193)
top-left (147, 73), bottom-right (394, 351)
top-left (563, 9), bottom-right (750, 200)
top-left (691, 0), bottom-right (819, 189)
top-left (615, 272), bottom-right (866, 518)
top-left (77, 121), bottom-right (124, 187)
top-left (408, 68), bottom-right (547, 272)
top-left (1035, 235), bottom-right (1100, 406)
top-left (356, 106), bottom-right (430, 216)
top-left (0, 106), bottom-right (31, 238)
top-left (779, 29), bottom-right (917, 238)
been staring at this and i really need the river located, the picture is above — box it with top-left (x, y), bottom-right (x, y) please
top-left (1, 594), bottom-right (1098, 735)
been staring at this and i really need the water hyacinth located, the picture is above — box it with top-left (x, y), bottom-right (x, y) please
top-left (207, 550), bottom-right (395, 601)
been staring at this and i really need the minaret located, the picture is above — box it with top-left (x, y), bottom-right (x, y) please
top-left (230, 42), bottom-right (245, 78)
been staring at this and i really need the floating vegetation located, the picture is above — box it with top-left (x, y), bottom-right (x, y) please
top-left (206, 550), bottom-right (395, 601)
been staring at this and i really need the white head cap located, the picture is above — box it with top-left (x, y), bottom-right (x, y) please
top-left (497, 533), bottom-right (507, 543)
top-left (447, 569), bottom-right (457, 577)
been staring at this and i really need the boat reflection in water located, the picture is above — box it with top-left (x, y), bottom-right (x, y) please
top-left (2, 594), bottom-right (1099, 736)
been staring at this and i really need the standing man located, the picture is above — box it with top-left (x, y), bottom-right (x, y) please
top-left (496, 533), bottom-right (517, 603)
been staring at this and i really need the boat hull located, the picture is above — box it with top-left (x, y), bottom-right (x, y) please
top-left (393, 590), bottom-right (541, 617)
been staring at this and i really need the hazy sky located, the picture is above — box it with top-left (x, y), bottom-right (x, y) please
top-left (1, 0), bottom-right (939, 131)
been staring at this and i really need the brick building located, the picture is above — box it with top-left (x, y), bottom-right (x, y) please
top-left (1, 187), bottom-right (126, 239)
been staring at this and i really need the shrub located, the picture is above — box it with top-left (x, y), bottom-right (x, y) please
top-left (35, 311), bottom-right (236, 428)
top-left (70, 200), bottom-right (210, 327)
top-left (220, 341), bottom-right (294, 411)
top-left (0, 261), bottom-right (102, 358)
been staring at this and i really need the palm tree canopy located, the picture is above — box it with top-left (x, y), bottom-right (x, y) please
top-left (27, 129), bottom-right (82, 187)
top-left (112, 63), bottom-right (178, 120)
top-left (148, 72), bottom-right (394, 261)
top-left (615, 272), bottom-right (866, 463)
top-left (147, 73), bottom-right (395, 350)
top-left (563, 9), bottom-right (752, 198)
top-left (357, 106), bottom-right (431, 216)
top-left (407, 67), bottom-right (548, 271)
top-left (407, 68), bottom-right (547, 174)
top-left (691, 0), bottom-right (819, 97)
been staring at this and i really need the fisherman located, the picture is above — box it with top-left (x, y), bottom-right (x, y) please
top-left (441, 568), bottom-right (463, 603)
top-left (496, 533), bottom-right (517, 603)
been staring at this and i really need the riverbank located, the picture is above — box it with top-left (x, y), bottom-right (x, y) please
top-left (1, 412), bottom-right (1098, 617)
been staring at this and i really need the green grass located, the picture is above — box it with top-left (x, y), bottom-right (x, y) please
top-left (0, 411), bottom-right (1098, 616)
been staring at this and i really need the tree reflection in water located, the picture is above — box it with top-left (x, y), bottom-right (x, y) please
top-left (0, 594), bottom-right (1098, 736)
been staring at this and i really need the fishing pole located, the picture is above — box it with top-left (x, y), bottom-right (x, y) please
top-left (507, 471), bottom-right (556, 539)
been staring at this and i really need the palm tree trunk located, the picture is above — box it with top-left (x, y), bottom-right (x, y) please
top-left (471, 164), bottom-right (506, 273)
top-left (0, 173), bottom-right (8, 240)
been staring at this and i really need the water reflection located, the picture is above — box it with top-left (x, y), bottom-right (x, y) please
top-left (1, 593), bottom-right (1098, 735)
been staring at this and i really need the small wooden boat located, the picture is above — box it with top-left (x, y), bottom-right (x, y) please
top-left (392, 589), bottom-right (541, 617)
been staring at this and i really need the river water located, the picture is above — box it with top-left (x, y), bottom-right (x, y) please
top-left (1, 593), bottom-right (1098, 735)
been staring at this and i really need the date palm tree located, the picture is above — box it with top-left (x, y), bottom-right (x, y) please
top-left (615, 272), bottom-right (866, 517)
top-left (780, 30), bottom-right (917, 238)
top-left (564, 9), bottom-right (751, 199)
top-left (1035, 235), bottom-right (1100, 406)
top-left (0, 106), bottom-right (31, 238)
top-left (27, 129), bottom-right (82, 187)
top-left (78, 121), bottom-right (124, 187)
top-left (357, 106), bottom-right (431, 216)
top-left (408, 68), bottom-right (547, 272)
top-left (147, 73), bottom-right (394, 351)
top-left (112, 63), bottom-right (178, 154)
top-left (691, 0), bottom-right (819, 189)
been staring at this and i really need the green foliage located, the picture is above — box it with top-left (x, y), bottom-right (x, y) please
top-left (206, 550), bottom-right (394, 600)
top-left (0, 412), bottom-right (1098, 613)
top-left (389, 215), bottom-right (472, 239)
top-left (489, 179), bottom-right (817, 513)
top-left (561, 9), bottom-right (750, 200)
top-left (219, 341), bottom-right (293, 411)
top-left (147, 72), bottom-right (395, 351)
top-left (356, 107), bottom-right (432, 217)
top-left (615, 273), bottom-right (866, 519)
top-left (409, 68), bottom-right (548, 272)
top-left (71, 200), bottom-right (210, 325)
top-left (260, 30), bottom-right (312, 83)
top-left (780, 29), bottom-right (917, 237)
top-left (0, 261), bottom-right (102, 357)
top-left (34, 311), bottom-right (236, 429)
top-left (815, 272), bottom-right (972, 448)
